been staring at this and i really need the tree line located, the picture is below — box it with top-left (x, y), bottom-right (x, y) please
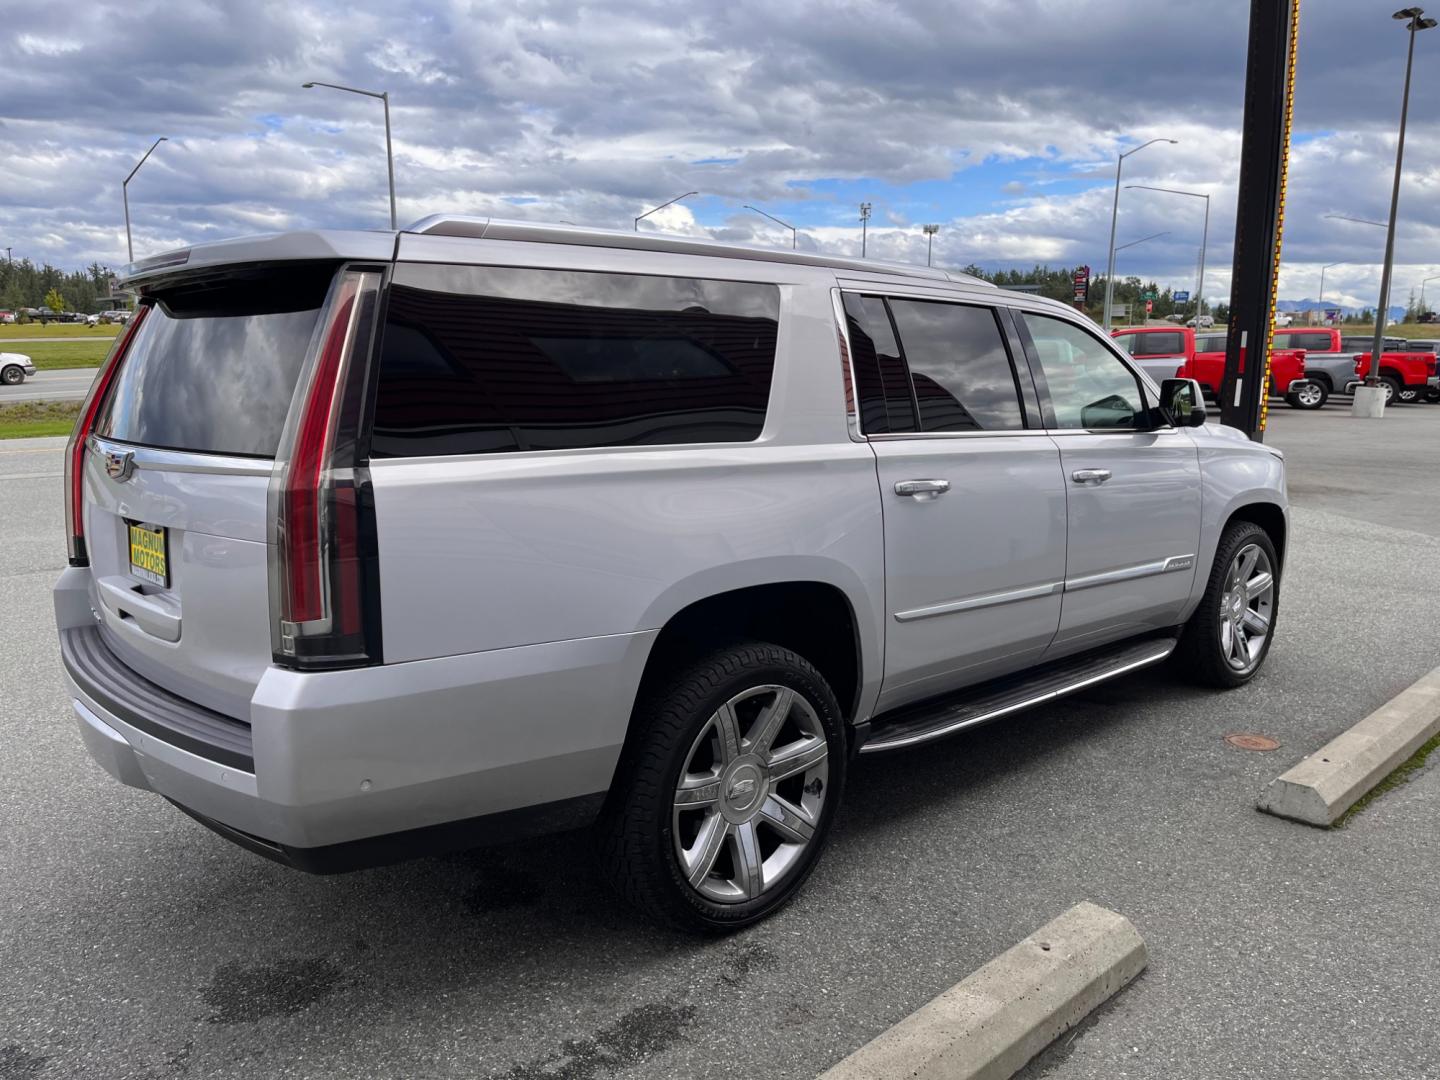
top-left (954, 263), bottom-right (1224, 323)
top-left (0, 258), bottom-right (117, 315)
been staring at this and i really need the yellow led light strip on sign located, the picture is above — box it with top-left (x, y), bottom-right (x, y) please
top-left (1262, 0), bottom-right (1301, 432)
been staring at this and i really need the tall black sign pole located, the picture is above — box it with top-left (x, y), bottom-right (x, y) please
top-left (1221, 0), bottom-right (1300, 439)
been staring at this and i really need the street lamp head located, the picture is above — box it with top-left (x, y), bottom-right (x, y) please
top-left (922, 224), bottom-right (940, 235)
top-left (1418, 17), bottom-right (1438, 29)
top-left (302, 82), bottom-right (316, 88)
top-left (1392, 7), bottom-right (1423, 19)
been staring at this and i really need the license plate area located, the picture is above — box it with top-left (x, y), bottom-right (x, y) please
top-left (127, 521), bottom-right (169, 588)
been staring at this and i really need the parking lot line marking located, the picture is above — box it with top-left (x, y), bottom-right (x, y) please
top-left (816, 902), bottom-right (1147, 1080)
top-left (1258, 662), bottom-right (1440, 827)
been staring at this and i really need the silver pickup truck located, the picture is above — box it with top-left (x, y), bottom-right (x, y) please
top-left (1272, 330), bottom-right (1410, 401)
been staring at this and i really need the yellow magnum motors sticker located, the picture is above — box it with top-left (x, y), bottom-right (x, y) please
top-left (128, 523), bottom-right (168, 586)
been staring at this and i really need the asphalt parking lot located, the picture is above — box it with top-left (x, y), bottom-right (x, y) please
top-left (2, 406), bottom-right (1438, 1080)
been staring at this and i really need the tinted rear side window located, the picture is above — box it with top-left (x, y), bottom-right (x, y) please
top-left (842, 293), bottom-right (918, 434)
top-left (887, 299), bottom-right (1024, 432)
top-left (1128, 331), bottom-right (1185, 356)
top-left (96, 266), bottom-right (330, 457)
top-left (1284, 332), bottom-right (1334, 351)
top-left (371, 264), bottom-right (780, 456)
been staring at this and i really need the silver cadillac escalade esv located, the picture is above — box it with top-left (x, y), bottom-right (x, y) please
top-left (55, 219), bottom-right (1287, 932)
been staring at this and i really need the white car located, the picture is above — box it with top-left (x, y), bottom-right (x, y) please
top-left (1186, 315), bottom-right (1216, 328)
top-left (1, 352), bottom-right (36, 385)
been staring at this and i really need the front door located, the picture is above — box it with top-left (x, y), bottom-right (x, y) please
top-left (1015, 311), bottom-right (1203, 652)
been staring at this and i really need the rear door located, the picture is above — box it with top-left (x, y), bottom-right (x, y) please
top-left (80, 265), bottom-right (334, 717)
top-left (1015, 310), bottom-right (1202, 653)
top-left (847, 293), bottom-right (1068, 713)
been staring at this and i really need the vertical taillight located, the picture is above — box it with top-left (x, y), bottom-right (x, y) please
top-left (65, 304), bottom-right (151, 565)
top-left (269, 268), bottom-right (383, 669)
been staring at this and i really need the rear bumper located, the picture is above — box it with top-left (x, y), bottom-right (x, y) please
top-left (55, 567), bottom-right (654, 870)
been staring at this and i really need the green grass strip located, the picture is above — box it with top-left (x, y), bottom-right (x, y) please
top-left (0, 399), bottom-right (82, 439)
top-left (1331, 730), bottom-right (1440, 828)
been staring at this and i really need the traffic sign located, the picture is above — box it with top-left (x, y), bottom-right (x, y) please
top-left (1145, 300), bottom-right (1154, 314)
top-left (1142, 290), bottom-right (1157, 301)
top-left (1173, 291), bottom-right (1190, 303)
top-left (1072, 265), bottom-right (1090, 304)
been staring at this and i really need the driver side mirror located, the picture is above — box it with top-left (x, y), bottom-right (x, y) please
top-left (1160, 378), bottom-right (1208, 428)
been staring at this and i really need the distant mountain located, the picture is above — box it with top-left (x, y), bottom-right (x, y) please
top-left (1278, 298), bottom-right (1406, 320)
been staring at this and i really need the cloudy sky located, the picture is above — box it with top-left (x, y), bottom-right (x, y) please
top-left (2, 0), bottom-right (1437, 309)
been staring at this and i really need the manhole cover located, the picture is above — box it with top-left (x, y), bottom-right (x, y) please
top-left (1225, 733), bottom-right (1280, 751)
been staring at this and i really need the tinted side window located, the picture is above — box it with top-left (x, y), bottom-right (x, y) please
top-left (1286, 332), bottom-right (1334, 351)
top-left (1129, 331), bottom-right (1185, 356)
top-left (842, 293), bottom-right (917, 434)
top-left (372, 265), bottom-right (780, 456)
top-left (886, 300), bottom-right (1024, 432)
top-left (1023, 313), bottom-right (1145, 430)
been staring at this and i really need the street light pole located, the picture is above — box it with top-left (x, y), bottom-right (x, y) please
top-left (742, 205), bottom-right (798, 249)
top-left (922, 223), bottom-right (940, 267)
top-left (1103, 137), bottom-right (1178, 330)
top-left (1421, 273), bottom-right (1440, 315)
top-left (303, 81), bottom-right (397, 229)
top-left (1126, 185), bottom-right (1209, 322)
top-left (634, 191), bottom-right (698, 232)
top-left (859, 203), bottom-right (872, 258)
top-left (1360, 7), bottom-right (1435, 413)
top-left (1318, 261), bottom-right (1344, 309)
top-left (123, 137), bottom-right (167, 264)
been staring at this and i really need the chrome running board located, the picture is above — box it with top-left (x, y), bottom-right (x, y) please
top-left (859, 635), bottom-right (1178, 754)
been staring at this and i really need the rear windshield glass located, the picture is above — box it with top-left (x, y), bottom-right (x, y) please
top-left (95, 266), bottom-right (332, 457)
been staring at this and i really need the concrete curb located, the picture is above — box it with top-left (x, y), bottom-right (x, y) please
top-left (816, 902), bottom-right (1147, 1080)
top-left (1258, 663), bottom-right (1440, 827)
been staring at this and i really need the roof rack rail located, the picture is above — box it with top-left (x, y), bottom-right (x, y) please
top-left (403, 215), bottom-right (991, 287)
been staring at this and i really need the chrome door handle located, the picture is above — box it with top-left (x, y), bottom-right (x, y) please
top-left (1071, 469), bottom-right (1112, 485)
top-left (894, 479), bottom-right (950, 499)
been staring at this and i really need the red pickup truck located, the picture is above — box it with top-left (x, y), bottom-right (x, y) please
top-left (1112, 327), bottom-right (1316, 408)
top-left (1271, 327), bottom-right (1437, 405)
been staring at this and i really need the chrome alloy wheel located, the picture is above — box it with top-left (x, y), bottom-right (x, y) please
top-left (1218, 543), bottom-right (1275, 673)
top-left (1294, 383), bottom-right (1325, 407)
top-left (672, 685), bottom-right (829, 904)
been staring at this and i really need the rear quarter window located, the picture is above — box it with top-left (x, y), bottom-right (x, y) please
top-left (370, 264), bottom-right (780, 456)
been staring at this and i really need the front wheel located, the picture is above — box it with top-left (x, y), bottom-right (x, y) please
top-left (598, 642), bottom-right (846, 933)
top-left (1, 365), bottom-right (24, 386)
top-left (1176, 521), bottom-right (1279, 688)
top-left (1285, 382), bottom-right (1328, 409)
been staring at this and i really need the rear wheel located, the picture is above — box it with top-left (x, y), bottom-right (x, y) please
top-left (1395, 382), bottom-right (1420, 404)
top-left (1176, 521), bottom-right (1279, 688)
top-left (1285, 382), bottom-right (1328, 409)
top-left (1379, 376), bottom-right (1402, 405)
top-left (597, 642), bottom-right (846, 933)
top-left (1, 365), bottom-right (24, 386)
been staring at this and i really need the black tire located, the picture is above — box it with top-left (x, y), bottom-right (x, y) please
top-left (1424, 386), bottom-right (1440, 404)
top-left (1380, 376), bottom-right (1402, 405)
top-left (1175, 521), bottom-right (1280, 689)
top-left (1, 365), bottom-right (24, 386)
top-left (1395, 382), bottom-right (1420, 404)
top-left (597, 641), bottom-right (847, 934)
top-left (1284, 382), bottom-right (1328, 410)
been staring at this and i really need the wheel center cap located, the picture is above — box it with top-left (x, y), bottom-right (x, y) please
top-left (1229, 594), bottom-right (1245, 618)
top-left (720, 760), bottom-right (766, 819)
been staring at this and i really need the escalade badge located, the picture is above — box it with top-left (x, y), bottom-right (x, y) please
top-left (104, 450), bottom-right (135, 482)
top-left (728, 777), bottom-right (757, 799)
